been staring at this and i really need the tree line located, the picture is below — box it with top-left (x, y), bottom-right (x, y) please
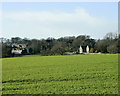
top-left (0, 32), bottom-right (120, 58)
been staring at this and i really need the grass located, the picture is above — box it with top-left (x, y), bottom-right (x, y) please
top-left (2, 54), bottom-right (118, 94)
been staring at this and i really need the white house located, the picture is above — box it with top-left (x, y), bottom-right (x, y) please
top-left (11, 43), bottom-right (26, 55)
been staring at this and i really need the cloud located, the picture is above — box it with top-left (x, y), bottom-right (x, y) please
top-left (2, 8), bottom-right (117, 39)
top-left (6, 8), bottom-right (98, 24)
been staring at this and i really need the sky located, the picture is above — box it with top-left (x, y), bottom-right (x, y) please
top-left (1, 2), bottom-right (118, 39)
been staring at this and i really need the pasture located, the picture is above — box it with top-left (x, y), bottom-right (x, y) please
top-left (2, 54), bottom-right (118, 94)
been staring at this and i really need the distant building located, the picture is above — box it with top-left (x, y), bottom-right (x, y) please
top-left (86, 45), bottom-right (89, 53)
top-left (11, 43), bottom-right (28, 55)
top-left (79, 45), bottom-right (83, 54)
top-left (78, 45), bottom-right (90, 54)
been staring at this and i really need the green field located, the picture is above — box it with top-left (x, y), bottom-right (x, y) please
top-left (2, 54), bottom-right (118, 94)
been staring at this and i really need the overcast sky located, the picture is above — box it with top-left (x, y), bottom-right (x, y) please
top-left (1, 2), bottom-right (118, 39)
